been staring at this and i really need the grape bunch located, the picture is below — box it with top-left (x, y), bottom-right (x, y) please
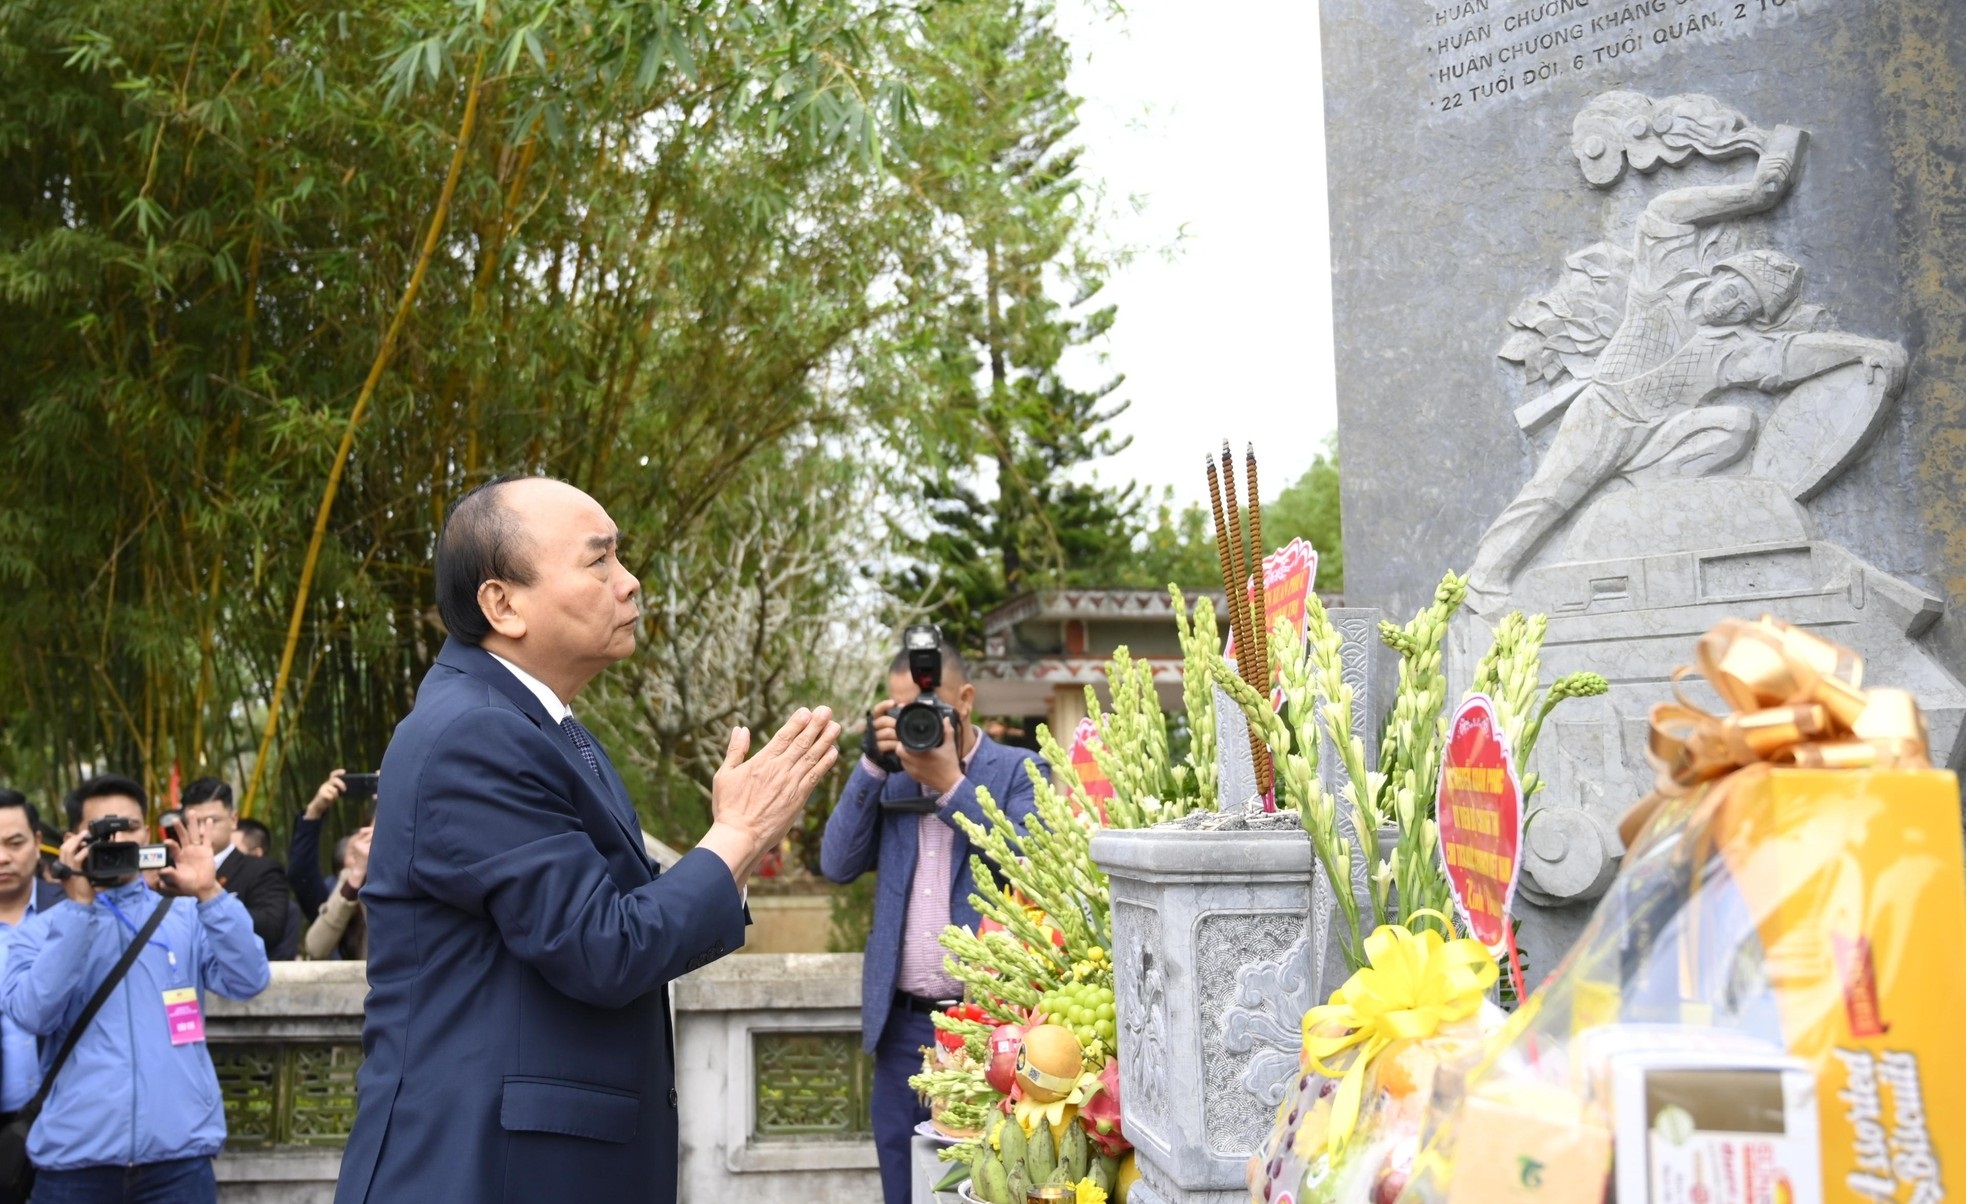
top-left (1037, 980), bottom-right (1117, 1053)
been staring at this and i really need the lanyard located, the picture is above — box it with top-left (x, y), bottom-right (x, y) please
top-left (100, 896), bottom-right (180, 983)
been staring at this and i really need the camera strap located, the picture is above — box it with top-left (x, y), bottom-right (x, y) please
top-left (15, 896), bottom-right (171, 1125)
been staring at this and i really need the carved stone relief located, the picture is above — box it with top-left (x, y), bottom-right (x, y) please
top-left (1468, 91), bottom-right (1909, 612)
top-left (1113, 900), bottom-right (1170, 1149)
top-left (1449, 89), bottom-right (1963, 977)
top-left (1195, 912), bottom-right (1308, 1156)
top-left (1221, 930), bottom-right (1314, 1112)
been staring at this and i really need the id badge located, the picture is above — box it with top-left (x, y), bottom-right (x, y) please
top-left (163, 987), bottom-right (206, 1045)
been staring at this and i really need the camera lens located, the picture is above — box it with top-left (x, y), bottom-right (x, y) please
top-left (895, 702), bottom-right (945, 752)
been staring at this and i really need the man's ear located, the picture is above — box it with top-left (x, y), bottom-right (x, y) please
top-left (956, 681), bottom-right (976, 715)
top-left (478, 579), bottom-right (528, 641)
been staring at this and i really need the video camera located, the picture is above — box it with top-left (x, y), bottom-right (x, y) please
top-left (62, 815), bottom-right (172, 887)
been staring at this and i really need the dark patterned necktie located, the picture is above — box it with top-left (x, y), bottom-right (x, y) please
top-left (562, 716), bottom-right (603, 779)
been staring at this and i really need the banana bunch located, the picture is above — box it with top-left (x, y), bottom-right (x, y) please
top-left (968, 1113), bottom-right (1124, 1204)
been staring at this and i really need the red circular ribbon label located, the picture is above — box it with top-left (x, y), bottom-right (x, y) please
top-left (1436, 694), bottom-right (1524, 950)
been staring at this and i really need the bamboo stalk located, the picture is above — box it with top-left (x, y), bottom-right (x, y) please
top-left (241, 48), bottom-right (489, 817)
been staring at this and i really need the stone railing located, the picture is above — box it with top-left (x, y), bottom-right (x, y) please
top-left (207, 961), bottom-right (365, 1203)
top-left (205, 954), bottom-right (875, 1202)
top-left (673, 953), bottom-right (879, 1202)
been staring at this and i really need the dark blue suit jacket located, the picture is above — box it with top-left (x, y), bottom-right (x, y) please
top-left (817, 733), bottom-right (1041, 1050)
top-left (334, 639), bottom-right (746, 1204)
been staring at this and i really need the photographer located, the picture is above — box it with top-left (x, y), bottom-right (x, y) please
top-left (301, 823), bottom-right (370, 962)
top-left (818, 630), bottom-right (1042, 1204)
top-left (285, 771), bottom-right (359, 924)
top-left (0, 774), bottom-right (269, 1203)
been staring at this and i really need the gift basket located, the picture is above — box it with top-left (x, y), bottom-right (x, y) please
top-left (1393, 616), bottom-right (1965, 1204)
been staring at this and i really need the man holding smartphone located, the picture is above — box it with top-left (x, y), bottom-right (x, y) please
top-left (286, 771), bottom-right (375, 924)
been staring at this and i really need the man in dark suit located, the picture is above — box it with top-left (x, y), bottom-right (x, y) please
top-left (181, 778), bottom-right (296, 960)
top-left (0, 787), bottom-right (64, 1160)
top-left (334, 477), bottom-right (839, 1204)
top-left (819, 643), bottom-right (1042, 1204)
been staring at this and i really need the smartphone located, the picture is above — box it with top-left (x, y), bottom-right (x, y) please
top-left (342, 772), bottom-right (380, 801)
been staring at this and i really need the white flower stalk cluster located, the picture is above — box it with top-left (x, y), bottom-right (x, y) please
top-left (935, 634), bottom-right (1215, 1025)
top-left (1467, 611), bottom-right (1609, 797)
top-left (1172, 587), bottom-right (1221, 808)
top-left (1080, 647), bottom-right (1174, 827)
top-left (1202, 569), bottom-right (1610, 971)
top-left (1371, 573), bottom-right (1470, 940)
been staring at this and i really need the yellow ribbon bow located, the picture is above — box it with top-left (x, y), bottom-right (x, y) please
top-left (1618, 615), bottom-right (1931, 848)
top-left (1300, 920), bottom-right (1498, 1156)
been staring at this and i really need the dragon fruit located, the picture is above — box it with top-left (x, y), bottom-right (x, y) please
top-left (1078, 1057), bottom-right (1129, 1157)
top-left (985, 1023), bottom-right (1027, 1096)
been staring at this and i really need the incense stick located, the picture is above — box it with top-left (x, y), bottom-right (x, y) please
top-left (1244, 443), bottom-right (1269, 686)
top-left (1219, 443), bottom-right (1259, 691)
top-left (1205, 455), bottom-right (1239, 640)
top-left (1206, 445), bottom-right (1272, 800)
top-left (1243, 444), bottom-right (1273, 795)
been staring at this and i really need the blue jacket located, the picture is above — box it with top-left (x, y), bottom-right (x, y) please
top-left (335, 638), bottom-right (747, 1204)
top-left (819, 733), bottom-right (1042, 1050)
top-left (0, 880), bottom-right (270, 1171)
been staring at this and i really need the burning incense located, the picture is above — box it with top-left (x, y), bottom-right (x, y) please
top-left (1219, 443), bottom-right (1259, 691)
top-left (1244, 442), bottom-right (1268, 693)
top-left (1205, 445), bottom-right (1274, 799)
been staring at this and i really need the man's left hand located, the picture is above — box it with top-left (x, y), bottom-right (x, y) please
top-left (160, 831), bottom-right (224, 902)
top-left (896, 717), bottom-right (963, 795)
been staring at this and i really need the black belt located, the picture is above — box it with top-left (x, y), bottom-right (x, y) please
top-left (894, 991), bottom-right (959, 1015)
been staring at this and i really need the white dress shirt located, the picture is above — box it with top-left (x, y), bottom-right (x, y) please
top-left (488, 652), bottom-right (573, 722)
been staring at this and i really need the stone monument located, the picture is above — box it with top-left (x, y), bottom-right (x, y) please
top-left (1320, 0), bottom-right (1965, 974)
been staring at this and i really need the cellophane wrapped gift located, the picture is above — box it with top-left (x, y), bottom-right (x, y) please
top-left (1399, 617), bottom-right (1963, 1204)
top-left (1249, 925), bottom-right (1508, 1204)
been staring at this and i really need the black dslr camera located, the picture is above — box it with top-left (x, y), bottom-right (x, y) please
top-left (863, 624), bottom-right (960, 792)
top-left (65, 816), bottom-right (171, 886)
top-left (893, 624), bottom-right (956, 753)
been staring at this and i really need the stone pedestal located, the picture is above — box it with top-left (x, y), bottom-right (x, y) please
top-left (1091, 829), bottom-right (1319, 1204)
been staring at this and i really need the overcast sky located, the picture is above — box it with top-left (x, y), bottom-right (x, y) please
top-left (1055, 0), bottom-right (1338, 511)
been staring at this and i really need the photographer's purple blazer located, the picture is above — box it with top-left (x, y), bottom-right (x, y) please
top-left (334, 638), bottom-right (746, 1204)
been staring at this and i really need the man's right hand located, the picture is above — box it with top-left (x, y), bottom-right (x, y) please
top-left (304, 770), bottom-right (347, 822)
top-left (700, 707), bottom-right (841, 883)
top-left (58, 831), bottom-right (93, 905)
top-left (867, 700), bottom-right (901, 757)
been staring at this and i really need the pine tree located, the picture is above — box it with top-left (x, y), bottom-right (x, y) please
top-left (885, 0), bottom-right (1137, 652)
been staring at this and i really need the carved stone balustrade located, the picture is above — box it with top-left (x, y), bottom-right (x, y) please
top-left (203, 955), bottom-right (877, 1203)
